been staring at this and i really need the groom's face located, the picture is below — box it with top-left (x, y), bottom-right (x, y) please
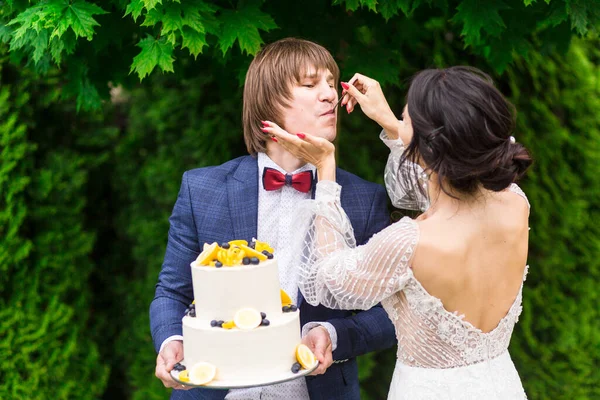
top-left (281, 66), bottom-right (338, 142)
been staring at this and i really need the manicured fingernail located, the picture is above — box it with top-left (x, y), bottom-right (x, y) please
top-left (261, 121), bottom-right (268, 126)
top-left (341, 82), bottom-right (349, 90)
top-left (271, 137), bottom-right (278, 142)
top-left (297, 133), bottom-right (306, 139)
top-left (260, 127), bottom-right (268, 133)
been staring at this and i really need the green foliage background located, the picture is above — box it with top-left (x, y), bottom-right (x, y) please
top-left (1, 0), bottom-right (599, 399)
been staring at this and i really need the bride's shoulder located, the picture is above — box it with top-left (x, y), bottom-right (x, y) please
top-left (505, 183), bottom-right (530, 209)
top-left (382, 216), bottom-right (420, 240)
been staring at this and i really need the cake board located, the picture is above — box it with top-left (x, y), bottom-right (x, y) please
top-left (170, 359), bottom-right (319, 389)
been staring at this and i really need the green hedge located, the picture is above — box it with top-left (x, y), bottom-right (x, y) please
top-left (0, 60), bottom-right (109, 399)
top-left (506, 39), bottom-right (600, 399)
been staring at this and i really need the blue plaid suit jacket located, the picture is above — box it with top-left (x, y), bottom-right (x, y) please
top-left (150, 155), bottom-right (396, 400)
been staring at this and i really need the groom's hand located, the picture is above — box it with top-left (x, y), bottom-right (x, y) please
top-left (302, 326), bottom-right (333, 375)
top-left (155, 340), bottom-right (191, 390)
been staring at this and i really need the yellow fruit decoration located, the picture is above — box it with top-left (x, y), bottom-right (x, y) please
top-left (295, 344), bottom-right (317, 369)
top-left (179, 370), bottom-right (190, 383)
top-left (239, 245), bottom-right (268, 261)
top-left (222, 320), bottom-right (235, 330)
top-left (280, 289), bottom-right (293, 307)
top-left (224, 246), bottom-right (246, 266)
top-left (216, 248), bottom-right (229, 264)
top-left (228, 240), bottom-right (248, 247)
top-left (189, 362), bottom-right (217, 385)
top-left (233, 308), bottom-right (262, 330)
top-left (195, 242), bottom-right (220, 266)
top-left (253, 240), bottom-right (274, 254)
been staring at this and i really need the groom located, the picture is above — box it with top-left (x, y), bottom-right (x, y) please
top-left (150, 38), bottom-right (396, 400)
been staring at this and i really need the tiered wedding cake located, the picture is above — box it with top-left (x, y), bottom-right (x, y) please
top-left (173, 239), bottom-right (316, 387)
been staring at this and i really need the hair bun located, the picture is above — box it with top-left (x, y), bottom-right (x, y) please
top-left (480, 142), bottom-right (532, 191)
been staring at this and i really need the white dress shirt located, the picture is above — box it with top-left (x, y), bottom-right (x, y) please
top-left (161, 153), bottom-right (337, 399)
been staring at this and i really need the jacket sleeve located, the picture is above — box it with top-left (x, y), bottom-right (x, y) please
top-left (149, 171), bottom-right (198, 353)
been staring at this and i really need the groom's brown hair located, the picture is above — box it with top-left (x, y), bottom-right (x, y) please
top-left (243, 38), bottom-right (340, 155)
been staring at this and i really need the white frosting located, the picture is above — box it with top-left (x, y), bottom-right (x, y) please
top-left (190, 259), bottom-right (283, 321)
top-left (184, 258), bottom-right (302, 383)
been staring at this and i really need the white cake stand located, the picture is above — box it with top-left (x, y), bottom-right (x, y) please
top-left (170, 359), bottom-right (319, 389)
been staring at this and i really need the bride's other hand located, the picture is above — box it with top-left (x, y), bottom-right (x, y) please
top-left (340, 73), bottom-right (401, 140)
top-left (261, 121), bottom-right (336, 181)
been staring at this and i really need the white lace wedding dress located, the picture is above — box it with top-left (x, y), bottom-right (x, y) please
top-left (295, 133), bottom-right (528, 399)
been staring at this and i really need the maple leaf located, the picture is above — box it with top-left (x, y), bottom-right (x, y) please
top-left (161, 7), bottom-right (184, 34)
top-left (141, 8), bottom-right (162, 27)
top-left (8, 4), bottom-right (55, 43)
top-left (124, 0), bottom-right (145, 22)
top-left (182, 0), bottom-right (219, 34)
top-left (130, 35), bottom-right (175, 80)
top-left (50, 36), bottom-right (64, 63)
top-left (181, 26), bottom-right (207, 58)
top-left (63, 1), bottom-right (107, 39)
top-left (51, 0), bottom-right (107, 40)
top-left (451, 0), bottom-right (509, 47)
top-left (567, 0), bottom-right (600, 35)
top-left (378, 0), bottom-right (429, 19)
top-left (31, 30), bottom-right (49, 63)
top-left (218, 0), bottom-right (277, 56)
top-left (361, 0), bottom-right (378, 12)
top-left (378, 0), bottom-right (402, 20)
top-left (142, 0), bottom-right (162, 11)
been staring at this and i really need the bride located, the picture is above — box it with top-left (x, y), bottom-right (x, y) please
top-left (261, 66), bottom-right (533, 399)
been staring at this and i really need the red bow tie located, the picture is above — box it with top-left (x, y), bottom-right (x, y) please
top-left (262, 167), bottom-right (314, 193)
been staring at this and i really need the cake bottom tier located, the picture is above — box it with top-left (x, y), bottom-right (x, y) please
top-left (182, 312), bottom-right (301, 382)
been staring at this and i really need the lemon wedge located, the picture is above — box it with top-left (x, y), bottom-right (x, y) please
top-left (189, 362), bottom-right (217, 385)
top-left (253, 239), bottom-right (274, 254)
top-left (239, 244), bottom-right (268, 261)
top-left (228, 240), bottom-right (248, 247)
top-left (295, 344), bottom-right (317, 369)
top-left (280, 289), bottom-right (293, 307)
top-left (178, 369), bottom-right (190, 383)
top-left (222, 320), bottom-right (236, 330)
top-left (194, 242), bottom-right (220, 266)
top-left (233, 308), bottom-right (262, 330)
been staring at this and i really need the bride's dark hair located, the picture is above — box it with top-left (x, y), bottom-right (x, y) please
top-left (403, 66), bottom-right (532, 198)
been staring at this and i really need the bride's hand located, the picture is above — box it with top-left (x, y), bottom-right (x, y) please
top-left (261, 121), bottom-right (336, 181)
top-left (340, 73), bottom-right (399, 138)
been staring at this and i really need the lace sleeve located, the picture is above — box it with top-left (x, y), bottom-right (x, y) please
top-left (381, 130), bottom-right (430, 212)
top-left (295, 180), bottom-right (419, 310)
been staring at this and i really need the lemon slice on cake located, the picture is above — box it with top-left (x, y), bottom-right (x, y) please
top-left (194, 242), bottom-right (220, 266)
top-left (189, 362), bottom-right (217, 385)
top-left (295, 344), bottom-right (317, 369)
top-left (228, 240), bottom-right (248, 247)
top-left (280, 289), bottom-right (293, 307)
top-left (233, 308), bottom-right (262, 330)
top-left (178, 369), bottom-right (190, 383)
top-left (221, 320), bottom-right (236, 330)
top-left (239, 245), bottom-right (268, 261)
top-left (253, 239), bottom-right (274, 254)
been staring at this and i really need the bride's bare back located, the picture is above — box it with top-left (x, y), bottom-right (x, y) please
top-left (413, 188), bottom-right (530, 333)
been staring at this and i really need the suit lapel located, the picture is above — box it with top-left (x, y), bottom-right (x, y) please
top-left (228, 156), bottom-right (259, 242)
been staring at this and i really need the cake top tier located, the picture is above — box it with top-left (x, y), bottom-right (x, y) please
top-left (191, 239), bottom-right (274, 268)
